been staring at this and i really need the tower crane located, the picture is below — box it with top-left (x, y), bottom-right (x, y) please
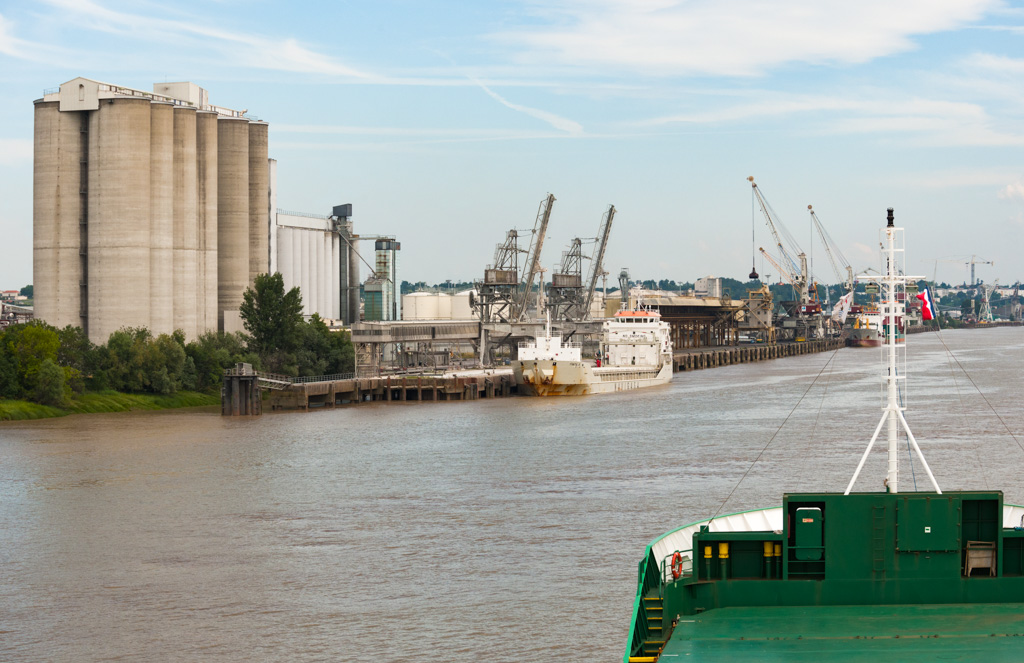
top-left (748, 177), bottom-right (810, 306)
top-left (965, 256), bottom-right (993, 289)
top-left (808, 205), bottom-right (854, 297)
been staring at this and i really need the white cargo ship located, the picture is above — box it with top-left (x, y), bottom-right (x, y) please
top-left (514, 308), bottom-right (673, 396)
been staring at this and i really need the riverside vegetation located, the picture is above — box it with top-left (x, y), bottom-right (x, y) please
top-left (0, 273), bottom-right (354, 420)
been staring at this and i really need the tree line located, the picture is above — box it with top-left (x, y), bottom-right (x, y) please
top-left (0, 273), bottom-right (353, 408)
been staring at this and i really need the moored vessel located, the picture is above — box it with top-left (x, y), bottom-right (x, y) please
top-left (515, 307), bottom-right (672, 396)
top-left (625, 210), bottom-right (1024, 662)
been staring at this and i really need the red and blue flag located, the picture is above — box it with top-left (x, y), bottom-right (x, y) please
top-left (916, 287), bottom-right (935, 321)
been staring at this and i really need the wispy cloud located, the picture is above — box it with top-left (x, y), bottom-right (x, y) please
top-left (41, 0), bottom-right (368, 77)
top-left (470, 78), bottom-right (583, 135)
top-left (496, 0), bottom-right (1000, 76)
top-left (963, 52), bottom-right (1024, 74)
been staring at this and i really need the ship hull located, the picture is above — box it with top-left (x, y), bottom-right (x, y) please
top-left (514, 360), bottom-right (672, 396)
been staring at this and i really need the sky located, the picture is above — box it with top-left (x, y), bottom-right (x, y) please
top-left (1, 0), bottom-right (1023, 290)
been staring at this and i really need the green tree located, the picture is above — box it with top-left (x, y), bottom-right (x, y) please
top-left (185, 331), bottom-right (256, 391)
top-left (30, 358), bottom-right (67, 406)
top-left (20, 284), bottom-right (33, 298)
top-left (239, 272), bottom-right (304, 357)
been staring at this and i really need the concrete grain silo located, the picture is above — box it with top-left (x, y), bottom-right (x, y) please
top-left (196, 110), bottom-right (219, 335)
top-left (217, 116), bottom-right (250, 332)
top-left (88, 97), bottom-right (152, 343)
top-left (32, 100), bottom-right (83, 330)
top-left (247, 122), bottom-right (269, 283)
top-left (34, 79), bottom-right (271, 342)
top-left (173, 105), bottom-right (198, 340)
top-left (149, 102), bottom-right (174, 336)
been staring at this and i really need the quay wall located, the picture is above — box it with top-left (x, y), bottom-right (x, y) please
top-left (266, 373), bottom-right (516, 412)
top-left (672, 339), bottom-right (843, 372)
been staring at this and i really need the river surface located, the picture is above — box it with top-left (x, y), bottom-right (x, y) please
top-left (2, 328), bottom-right (1023, 662)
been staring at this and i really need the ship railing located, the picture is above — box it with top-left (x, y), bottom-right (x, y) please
top-left (517, 340), bottom-right (581, 349)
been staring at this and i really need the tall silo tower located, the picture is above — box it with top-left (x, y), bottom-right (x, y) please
top-left (33, 78), bottom-right (271, 343)
top-left (149, 102), bottom-right (174, 336)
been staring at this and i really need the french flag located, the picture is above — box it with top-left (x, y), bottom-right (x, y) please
top-left (916, 287), bottom-right (935, 321)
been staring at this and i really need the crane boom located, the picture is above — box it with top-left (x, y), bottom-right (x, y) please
top-left (582, 205), bottom-right (615, 319)
top-left (511, 193), bottom-right (555, 321)
top-left (808, 205), bottom-right (853, 294)
top-left (749, 176), bottom-right (803, 277)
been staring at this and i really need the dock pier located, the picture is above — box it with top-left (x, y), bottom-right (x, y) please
top-left (673, 339), bottom-right (843, 371)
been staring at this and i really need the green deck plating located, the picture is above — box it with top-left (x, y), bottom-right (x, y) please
top-left (627, 491), bottom-right (1024, 661)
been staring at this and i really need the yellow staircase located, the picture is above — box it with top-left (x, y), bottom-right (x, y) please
top-left (628, 595), bottom-right (666, 662)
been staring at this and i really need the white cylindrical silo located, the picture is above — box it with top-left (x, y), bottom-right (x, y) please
top-left (88, 97), bottom-right (152, 344)
top-left (173, 105), bottom-right (198, 340)
top-left (149, 102), bottom-right (174, 336)
top-left (278, 226), bottom-right (294, 293)
top-left (196, 110), bottom-right (218, 335)
top-left (217, 116), bottom-right (249, 329)
top-left (331, 234), bottom-right (341, 320)
top-left (247, 121), bottom-right (269, 282)
top-left (315, 232), bottom-right (326, 316)
top-left (32, 100), bottom-right (83, 330)
top-left (300, 229), bottom-right (311, 316)
top-left (291, 227), bottom-right (302, 307)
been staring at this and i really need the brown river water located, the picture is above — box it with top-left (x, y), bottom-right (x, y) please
top-left (2, 328), bottom-right (1023, 662)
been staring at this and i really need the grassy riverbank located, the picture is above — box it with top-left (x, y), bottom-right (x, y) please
top-left (0, 390), bottom-right (220, 421)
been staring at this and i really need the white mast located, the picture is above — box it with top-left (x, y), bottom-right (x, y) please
top-left (845, 209), bottom-right (941, 495)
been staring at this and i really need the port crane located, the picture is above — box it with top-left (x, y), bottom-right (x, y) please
top-left (582, 205), bottom-right (615, 320)
top-left (748, 177), bottom-right (811, 307)
top-left (808, 205), bottom-right (854, 298)
top-left (510, 194), bottom-right (554, 322)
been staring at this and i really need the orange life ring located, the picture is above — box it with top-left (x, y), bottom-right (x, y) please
top-left (671, 552), bottom-right (684, 580)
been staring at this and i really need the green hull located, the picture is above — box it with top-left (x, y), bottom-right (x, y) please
top-left (626, 491), bottom-right (1024, 662)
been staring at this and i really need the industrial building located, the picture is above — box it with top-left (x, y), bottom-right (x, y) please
top-left (269, 204), bottom-right (362, 324)
top-left (33, 78), bottom-right (270, 343)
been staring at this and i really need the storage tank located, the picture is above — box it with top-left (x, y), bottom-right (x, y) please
top-left (437, 293), bottom-right (452, 319)
top-left (196, 110), bottom-right (218, 335)
top-left (217, 116), bottom-right (249, 329)
top-left (173, 105), bottom-right (198, 339)
top-left (452, 290), bottom-right (475, 319)
top-left (247, 121), bottom-right (269, 282)
top-left (149, 102), bottom-right (174, 336)
top-left (32, 100), bottom-right (83, 330)
top-left (87, 97), bottom-right (151, 344)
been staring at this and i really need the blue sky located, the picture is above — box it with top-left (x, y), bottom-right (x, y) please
top-left (2, 0), bottom-right (1023, 290)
